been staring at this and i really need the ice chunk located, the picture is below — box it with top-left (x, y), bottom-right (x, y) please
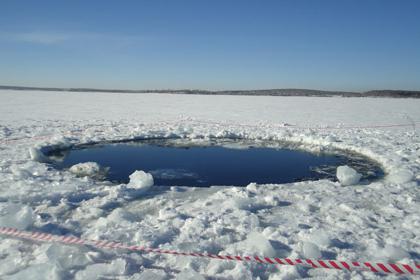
top-left (4, 264), bottom-right (61, 280)
top-left (127, 170), bottom-right (154, 193)
top-left (0, 203), bottom-right (35, 230)
top-left (230, 232), bottom-right (276, 257)
top-left (29, 147), bottom-right (49, 163)
top-left (336, 165), bottom-right (362, 186)
top-left (50, 136), bottom-right (71, 148)
top-left (246, 182), bottom-right (258, 192)
top-left (176, 269), bottom-right (205, 280)
top-left (387, 169), bottom-right (414, 184)
top-left (158, 208), bottom-right (180, 220)
top-left (107, 208), bottom-right (136, 223)
top-left (220, 262), bottom-right (254, 280)
top-left (69, 162), bottom-right (106, 178)
top-left (269, 266), bottom-right (300, 280)
top-left (135, 270), bottom-right (168, 280)
top-left (376, 245), bottom-right (410, 262)
top-left (10, 164), bottom-right (32, 179)
top-left (44, 244), bottom-right (91, 269)
top-left (75, 258), bottom-right (126, 280)
top-left (309, 230), bottom-right (331, 247)
top-left (301, 241), bottom-right (321, 259)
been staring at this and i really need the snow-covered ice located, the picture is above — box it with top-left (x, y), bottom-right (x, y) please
top-left (0, 90), bottom-right (419, 279)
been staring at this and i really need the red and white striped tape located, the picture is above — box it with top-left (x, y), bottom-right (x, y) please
top-left (0, 227), bottom-right (418, 275)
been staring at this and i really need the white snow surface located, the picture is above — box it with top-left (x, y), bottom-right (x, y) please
top-left (0, 90), bottom-right (419, 279)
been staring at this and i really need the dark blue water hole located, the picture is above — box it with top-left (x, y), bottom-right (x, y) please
top-left (46, 139), bottom-right (383, 187)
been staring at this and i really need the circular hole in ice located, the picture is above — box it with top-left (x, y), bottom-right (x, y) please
top-left (45, 138), bottom-right (384, 187)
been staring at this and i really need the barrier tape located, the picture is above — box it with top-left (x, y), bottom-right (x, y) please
top-left (0, 227), bottom-right (418, 276)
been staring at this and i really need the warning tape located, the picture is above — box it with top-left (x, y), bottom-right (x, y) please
top-left (0, 227), bottom-right (418, 275)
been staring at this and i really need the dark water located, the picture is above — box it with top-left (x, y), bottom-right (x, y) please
top-left (47, 139), bottom-right (383, 187)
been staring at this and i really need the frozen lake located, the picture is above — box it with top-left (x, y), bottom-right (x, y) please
top-left (1, 90), bottom-right (418, 279)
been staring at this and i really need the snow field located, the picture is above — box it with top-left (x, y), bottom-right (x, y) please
top-left (0, 90), bottom-right (419, 279)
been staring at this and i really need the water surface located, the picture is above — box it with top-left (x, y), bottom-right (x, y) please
top-left (47, 139), bottom-right (383, 187)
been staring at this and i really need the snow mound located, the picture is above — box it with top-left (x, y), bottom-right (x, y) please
top-left (227, 231), bottom-right (276, 257)
top-left (136, 270), bottom-right (168, 280)
top-left (74, 259), bottom-right (126, 280)
top-left (246, 182), bottom-right (258, 192)
top-left (388, 169), bottom-right (414, 184)
top-left (336, 165), bottom-right (362, 186)
top-left (301, 241), bottom-right (321, 259)
top-left (0, 203), bottom-right (35, 230)
top-left (4, 264), bottom-right (60, 280)
top-left (308, 229), bottom-right (331, 247)
top-left (127, 170), bottom-right (154, 193)
top-left (376, 244), bottom-right (410, 262)
top-left (40, 244), bottom-right (92, 269)
top-left (69, 162), bottom-right (106, 178)
top-left (176, 269), bottom-right (205, 280)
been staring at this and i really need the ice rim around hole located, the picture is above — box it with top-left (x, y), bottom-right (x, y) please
top-left (39, 136), bottom-right (385, 187)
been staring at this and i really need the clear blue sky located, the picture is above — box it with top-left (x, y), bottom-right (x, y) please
top-left (1, 0), bottom-right (419, 91)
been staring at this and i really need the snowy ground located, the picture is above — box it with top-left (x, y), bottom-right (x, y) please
top-left (0, 90), bottom-right (419, 279)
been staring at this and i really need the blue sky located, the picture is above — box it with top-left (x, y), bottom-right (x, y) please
top-left (1, 0), bottom-right (419, 91)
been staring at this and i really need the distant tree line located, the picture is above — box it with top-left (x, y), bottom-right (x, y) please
top-left (1, 85), bottom-right (419, 98)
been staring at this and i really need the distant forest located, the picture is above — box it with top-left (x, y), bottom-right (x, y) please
top-left (1, 85), bottom-right (419, 98)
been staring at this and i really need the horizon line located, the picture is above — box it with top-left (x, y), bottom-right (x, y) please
top-left (1, 84), bottom-right (420, 94)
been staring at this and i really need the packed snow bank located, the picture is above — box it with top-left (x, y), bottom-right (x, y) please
top-left (336, 165), bottom-right (362, 186)
top-left (127, 170), bottom-right (154, 192)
